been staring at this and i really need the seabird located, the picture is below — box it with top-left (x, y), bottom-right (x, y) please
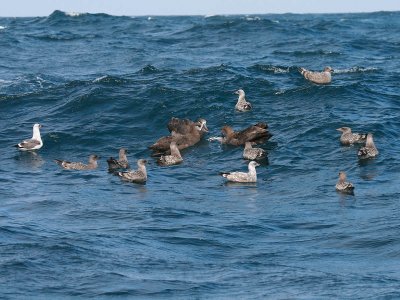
top-left (14, 123), bottom-right (43, 151)
top-left (299, 66), bottom-right (333, 84)
top-left (107, 148), bottom-right (129, 170)
top-left (336, 127), bottom-right (367, 145)
top-left (358, 133), bottom-right (379, 159)
top-left (150, 117), bottom-right (208, 156)
top-left (335, 171), bottom-right (355, 194)
top-left (116, 159), bottom-right (147, 183)
top-left (243, 142), bottom-right (266, 160)
top-left (220, 161), bottom-right (260, 183)
top-left (157, 141), bottom-right (183, 166)
top-left (234, 89), bottom-right (252, 112)
top-left (55, 154), bottom-right (99, 170)
top-left (209, 122), bottom-right (272, 146)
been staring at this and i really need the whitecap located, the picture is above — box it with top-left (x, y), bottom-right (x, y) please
top-left (0, 26), bottom-right (6, 30)
top-left (93, 75), bottom-right (108, 83)
top-left (65, 11), bottom-right (82, 17)
top-left (147, 17), bottom-right (152, 21)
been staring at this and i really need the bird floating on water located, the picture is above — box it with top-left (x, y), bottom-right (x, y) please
top-left (234, 89), bottom-right (252, 112)
top-left (55, 154), bottom-right (99, 170)
top-left (116, 159), bottom-right (147, 183)
top-left (209, 122), bottom-right (272, 146)
top-left (243, 142), bottom-right (266, 160)
top-left (299, 66), bottom-right (333, 84)
top-left (336, 127), bottom-right (367, 145)
top-left (157, 141), bottom-right (183, 166)
top-left (150, 117), bottom-right (208, 156)
top-left (14, 123), bottom-right (43, 151)
top-left (107, 148), bottom-right (129, 170)
top-left (335, 171), bottom-right (355, 194)
top-left (220, 161), bottom-right (260, 183)
top-left (358, 133), bottom-right (378, 159)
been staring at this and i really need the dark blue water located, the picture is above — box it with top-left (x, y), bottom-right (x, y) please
top-left (1, 10), bottom-right (400, 298)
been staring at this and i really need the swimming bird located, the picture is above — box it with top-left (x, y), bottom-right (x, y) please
top-left (14, 123), bottom-right (43, 151)
top-left (335, 171), bottom-right (355, 194)
top-left (55, 154), bottom-right (99, 170)
top-left (299, 66), bottom-right (333, 84)
top-left (234, 89), bottom-right (252, 112)
top-left (243, 142), bottom-right (267, 160)
top-left (116, 159), bottom-right (147, 183)
top-left (209, 122), bottom-right (272, 146)
top-left (336, 127), bottom-right (367, 145)
top-left (150, 117), bottom-right (208, 156)
top-left (221, 161), bottom-right (260, 183)
top-left (157, 141), bottom-right (183, 166)
top-left (358, 133), bottom-right (379, 159)
top-left (107, 148), bottom-right (129, 170)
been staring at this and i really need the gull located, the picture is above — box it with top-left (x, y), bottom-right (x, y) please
top-left (15, 123), bottom-right (43, 151)
top-left (220, 161), bottom-right (260, 183)
top-left (55, 154), bottom-right (99, 170)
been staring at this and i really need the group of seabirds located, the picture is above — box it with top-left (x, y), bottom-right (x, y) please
top-left (15, 67), bottom-right (379, 194)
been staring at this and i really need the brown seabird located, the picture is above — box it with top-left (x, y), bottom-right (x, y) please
top-left (116, 159), bottom-right (147, 183)
top-left (358, 133), bottom-right (379, 159)
top-left (335, 171), bottom-right (355, 194)
top-left (234, 89), bottom-right (252, 112)
top-left (107, 148), bottom-right (129, 170)
top-left (55, 154), bottom-right (99, 170)
top-left (150, 117), bottom-right (208, 156)
top-left (299, 66), bottom-right (333, 84)
top-left (14, 123), bottom-right (43, 151)
top-left (243, 142), bottom-right (267, 160)
top-left (221, 161), bottom-right (260, 183)
top-left (336, 127), bottom-right (367, 145)
top-left (209, 122), bottom-right (272, 146)
top-left (157, 141), bottom-right (183, 166)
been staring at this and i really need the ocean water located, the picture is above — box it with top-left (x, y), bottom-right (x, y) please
top-left (1, 10), bottom-right (400, 298)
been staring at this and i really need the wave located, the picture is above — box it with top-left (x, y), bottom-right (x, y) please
top-left (0, 26), bottom-right (6, 30)
top-left (273, 49), bottom-right (342, 57)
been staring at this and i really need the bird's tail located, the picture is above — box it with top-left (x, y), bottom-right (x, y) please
top-left (298, 67), bottom-right (306, 75)
top-left (13, 144), bottom-right (20, 148)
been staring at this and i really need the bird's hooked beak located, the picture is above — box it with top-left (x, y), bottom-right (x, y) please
top-left (201, 122), bottom-right (209, 132)
top-left (234, 90), bottom-right (239, 95)
top-left (336, 128), bottom-right (343, 132)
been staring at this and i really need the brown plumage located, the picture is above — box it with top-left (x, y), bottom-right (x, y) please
top-left (150, 117), bottom-right (208, 156)
top-left (213, 122), bottom-right (272, 146)
top-left (107, 148), bottom-right (129, 170)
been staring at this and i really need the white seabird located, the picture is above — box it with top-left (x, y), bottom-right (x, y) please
top-left (358, 133), bottom-right (379, 159)
top-left (116, 159), bottom-right (147, 183)
top-left (336, 127), bottom-right (367, 145)
top-left (14, 123), bottom-right (43, 151)
top-left (335, 171), bottom-right (355, 194)
top-left (243, 142), bottom-right (266, 160)
top-left (55, 154), bottom-right (99, 170)
top-left (220, 161), bottom-right (260, 183)
top-left (234, 89), bottom-right (252, 112)
top-left (299, 66), bottom-right (333, 84)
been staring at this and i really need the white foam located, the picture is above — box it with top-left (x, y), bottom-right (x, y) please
top-left (65, 12), bottom-right (81, 17)
top-left (334, 67), bottom-right (378, 74)
top-left (0, 26), bottom-right (6, 30)
top-left (93, 75), bottom-right (107, 83)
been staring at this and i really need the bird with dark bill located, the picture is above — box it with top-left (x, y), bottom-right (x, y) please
top-left (107, 148), bottom-right (129, 170)
top-left (209, 122), bottom-right (272, 146)
top-left (336, 127), bottom-right (367, 145)
top-left (116, 159), bottom-right (147, 183)
top-left (55, 154), bottom-right (99, 170)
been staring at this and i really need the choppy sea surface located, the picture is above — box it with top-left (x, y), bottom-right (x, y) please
top-left (1, 10), bottom-right (400, 299)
